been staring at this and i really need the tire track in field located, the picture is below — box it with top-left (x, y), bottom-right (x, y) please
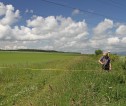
top-left (0, 66), bottom-right (101, 72)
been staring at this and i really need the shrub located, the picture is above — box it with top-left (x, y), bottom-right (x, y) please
top-left (95, 49), bottom-right (103, 55)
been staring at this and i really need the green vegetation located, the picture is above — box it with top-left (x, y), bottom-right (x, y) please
top-left (0, 51), bottom-right (126, 106)
top-left (95, 49), bottom-right (103, 55)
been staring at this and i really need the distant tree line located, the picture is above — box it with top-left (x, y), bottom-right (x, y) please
top-left (0, 49), bottom-right (81, 54)
top-left (0, 49), bottom-right (57, 52)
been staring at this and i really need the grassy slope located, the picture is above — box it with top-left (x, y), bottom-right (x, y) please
top-left (0, 52), bottom-right (126, 106)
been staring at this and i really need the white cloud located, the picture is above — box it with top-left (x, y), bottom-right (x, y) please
top-left (0, 2), bottom-right (20, 25)
top-left (26, 15), bottom-right (88, 40)
top-left (0, 14), bottom-right (88, 52)
top-left (4, 45), bottom-right (27, 50)
top-left (89, 19), bottom-right (114, 51)
top-left (27, 16), bottom-right (58, 31)
top-left (72, 9), bottom-right (80, 15)
top-left (25, 9), bottom-right (33, 14)
top-left (116, 25), bottom-right (126, 35)
top-left (93, 18), bottom-right (113, 35)
top-left (121, 37), bottom-right (126, 43)
top-left (0, 24), bottom-right (11, 39)
top-left (12, 26), bottom-right (35, 41)
top-left (0, 2), bottom-right (6, 16)
top-left (108, 37), bottom-right (120, 45)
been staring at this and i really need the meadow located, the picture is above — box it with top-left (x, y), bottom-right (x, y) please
top-left (0, 51), bottom-right (126, 106)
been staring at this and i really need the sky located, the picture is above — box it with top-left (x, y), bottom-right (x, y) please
top-left (0, 0), bottom-right (126, 53)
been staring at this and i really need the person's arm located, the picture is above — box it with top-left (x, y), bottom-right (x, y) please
top-left (98, 56), bottom-right (104, 65)
top-left (98, 60), bottom-right (104, 64)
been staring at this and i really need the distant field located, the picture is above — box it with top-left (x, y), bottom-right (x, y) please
top-left (0, 51), bottom-right (79, 65)
top-left (0, 52), bottom-right (126, 106)
top-left (0, 51), bottom-right (81, 70)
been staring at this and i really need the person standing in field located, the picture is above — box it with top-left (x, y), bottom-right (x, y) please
top-left (99, 51), bottom-right (111, 71)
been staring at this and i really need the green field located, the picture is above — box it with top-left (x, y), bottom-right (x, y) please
top-left (0, 51), bottom-right (126, 106)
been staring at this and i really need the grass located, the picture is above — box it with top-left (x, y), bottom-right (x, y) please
top-left (0, 52), bottom-right (126, 106)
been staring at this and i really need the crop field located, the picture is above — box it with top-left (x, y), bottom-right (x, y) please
top-left (0, 51), bottom-right (126, 106)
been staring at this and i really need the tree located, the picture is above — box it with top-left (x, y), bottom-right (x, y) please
top-left (95, 49), bottom-right (103, 55)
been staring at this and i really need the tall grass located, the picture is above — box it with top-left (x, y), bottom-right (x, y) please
top-left (0, 52), bottom-right (126, 106)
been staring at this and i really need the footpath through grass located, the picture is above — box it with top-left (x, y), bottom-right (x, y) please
top-left (0, 52), bottom-right (126, 106)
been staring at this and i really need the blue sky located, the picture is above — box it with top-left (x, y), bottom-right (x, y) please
top-left (1, 0), bottom-right (126, 23)
top-left (0, 0), bottom-right (126, 53)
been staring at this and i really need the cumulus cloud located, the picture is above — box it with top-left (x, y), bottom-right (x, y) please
top-left (0, 2), bottom-right (6, 16)
top-left (116, 25), bottom-right (126, 35)
top-left (0, 5), bottom-right (89, 52)
top-left (89, 18), bottom-right (114, 52)
top-left (121, 37), bottom-right (126, 43)
top-left (108, 37), bottom-right (120, 45)
top-left (26, 16), bottom-right (88, 52)
top-left (0, 3), bottom-right (20, 25)
top-left (0, 24), bottom-right (11, 39)
top-left (93, 18), bottom-right (113, 35)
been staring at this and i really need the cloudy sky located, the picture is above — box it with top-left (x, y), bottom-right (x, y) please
top-left (0, 0), bottom-right (126, 53)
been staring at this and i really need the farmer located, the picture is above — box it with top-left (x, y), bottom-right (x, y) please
top-left (99, 51), bottom-right (111, 71)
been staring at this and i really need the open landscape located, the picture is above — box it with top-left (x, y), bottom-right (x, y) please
top-left (0, 51), bottom-right (126, 106)
top-left (0, 0), bottom-right (126, 105)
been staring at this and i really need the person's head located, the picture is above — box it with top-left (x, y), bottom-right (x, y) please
top-left (103, 51), bottom-right (110, 57)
